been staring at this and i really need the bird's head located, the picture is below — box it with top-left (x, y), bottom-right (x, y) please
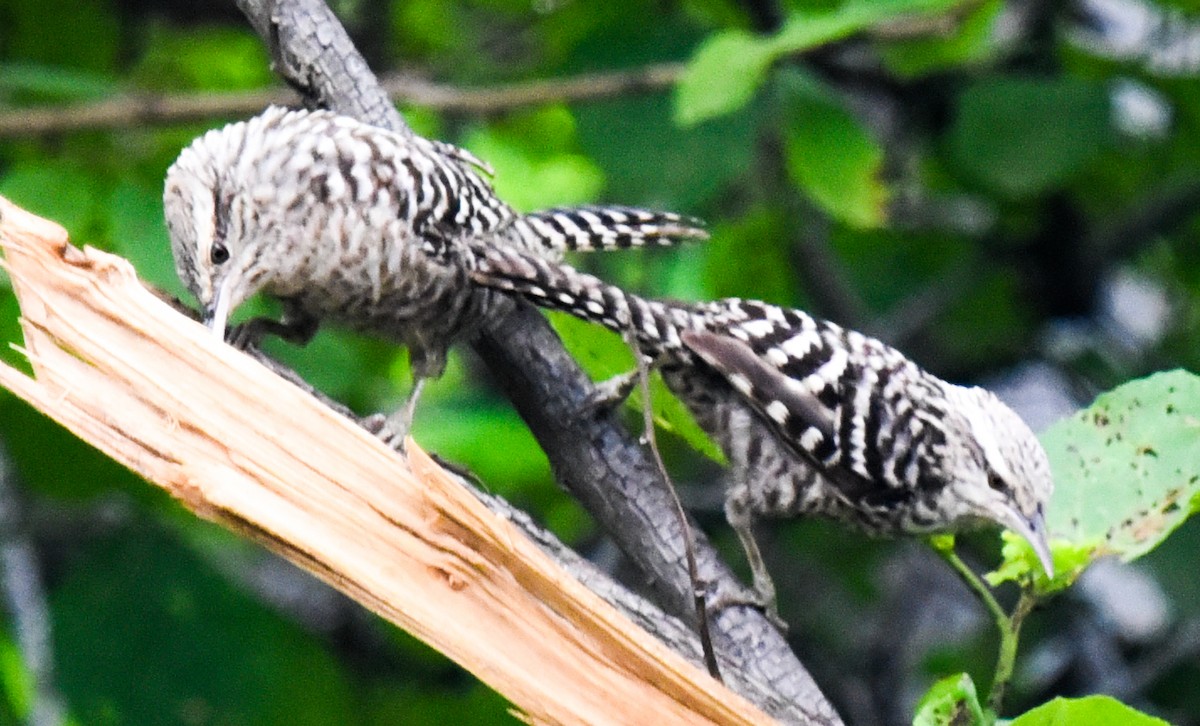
top-left (940, 384), bottom-right (1055, 577)
top-left (162, 108), bottom-right (295, 340)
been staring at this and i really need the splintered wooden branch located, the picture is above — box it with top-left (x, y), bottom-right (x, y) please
top-left (0, 196), bottom-right (774, 726)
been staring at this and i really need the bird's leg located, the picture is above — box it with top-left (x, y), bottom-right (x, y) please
top-left (362, 377), bottom-right (427, 453)
top-left (227, 303), bottom-right (319, 351)
top-left (706, 494), bottom-right (786, 631)
top-left (582, 353), bottom-right (660, 414)
top-left (583, 370), bottom-right (639, 413)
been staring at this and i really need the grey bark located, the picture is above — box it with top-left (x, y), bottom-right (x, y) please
top-left (232, 1), bottom-right (841, 722)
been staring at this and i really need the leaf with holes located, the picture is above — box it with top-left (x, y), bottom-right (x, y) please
top-left (990, 370), bottom-right (1200, 591)
top-left (1010, 695), bottom-right (1169, 726)
top-left (912, 672), bottom-right (986, 726)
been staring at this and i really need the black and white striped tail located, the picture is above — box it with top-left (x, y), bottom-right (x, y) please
top-left (510, 205), bottom-right (708, 253)
top-left (469, 245), bottom-right (696, 355)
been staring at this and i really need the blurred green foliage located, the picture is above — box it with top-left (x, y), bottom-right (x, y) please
top-left (3, 0), bottom-right (1200, 723)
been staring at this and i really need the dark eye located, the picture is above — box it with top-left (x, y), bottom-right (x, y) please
top-left (210, 243), bottom-right (230, 265)
top-left (987, 472), bottom-right (1007, 491)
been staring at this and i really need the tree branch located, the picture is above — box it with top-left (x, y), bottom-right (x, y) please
top-left (0, 196), bottom-right (776, 725)
top-left (0, 67), bottom-right (683, 139)
top-left (226, 0), bottom-right (838, 720)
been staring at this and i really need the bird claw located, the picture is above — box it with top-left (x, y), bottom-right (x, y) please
top-left (705, 585), bottom-right (788, 633)
top-left (581, 371), bottom-right (639, 415)
top-left (361, 413), bottom-right (408, 454)
top-left (225, 321), bottom-right (266, 352)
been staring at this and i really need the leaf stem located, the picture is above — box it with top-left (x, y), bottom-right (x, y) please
top-left (928, 537), bottom-right (1038, 715)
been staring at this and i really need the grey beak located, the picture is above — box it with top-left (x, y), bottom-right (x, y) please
top-left (202, 304), bottom-right (226, 340)
top-left (203, 278), bottom-right (235, 341)
top-left (1006, 506), bottom-right (1054, 579)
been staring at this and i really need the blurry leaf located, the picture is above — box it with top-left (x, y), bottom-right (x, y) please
top-left (0, 62), bottom-right (117, 101)
top-left (133, 26), bottom-right (273, 91)
top-left (416, 404), bottom-right (552, 490)
top-left (880, 0), bottom-right (1004, 77)
top-left (675, 0), bottom-right (970, 125)
top-left (701, 208), bottom-right (799, 303)
top-left (932, 271), bottom-right (1029, 369)
top-left (462, 111), bottom-right (605, 212)
top-left (0, 633), bottom-right (32, 722)
top-left (366, 682), bottom-right (519, 726)
top-left (53, 527), bottom-right (355, 726)
top-left (550, 312), bottom-right (725, 462)
top-left (948, 77), bottom-right (1111, 197)
top-left (578, 94), bottom-right (756, 210)
top-left (674, 30), bottom-right (776, 126)
top-left (0, 163), bottom-right (104, 241)
top-left (265, 329), bottom-right (401, 415)
top-left (781, 74), bottom-right (888, 228)
top-left (1010, 695), bottom-right (1169, 725)
top-left (0, 291), bottom-right (24, 372)
top-left (107, 181), bottom-right (184, 297)
top-left (391, 0), bottom-right (467, 58)
top-left (912, 672), bottom-right (986, 726)
top-left (991, 370), bottom-right (1200, 589)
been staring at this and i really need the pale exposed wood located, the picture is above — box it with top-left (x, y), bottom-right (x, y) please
top-left (0, 196), bottom-right (775, 726)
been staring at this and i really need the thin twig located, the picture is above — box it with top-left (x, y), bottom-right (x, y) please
top-left (928, 536), bottom-right (1031, 715)
top-left (629, 345), bottom-right (722, 683)
top-left (0, 64), bottom-right (683, 138)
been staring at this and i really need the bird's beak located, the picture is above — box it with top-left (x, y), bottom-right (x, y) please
top-left (1001, 504), bottom-right (1054, 579)
top-left (203, 274), bottom-right (236, 341)
top-left (204, 273), bottom-right (241, 340)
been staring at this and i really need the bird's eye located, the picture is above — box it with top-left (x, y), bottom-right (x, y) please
top-left (210, 243), bottom-right (230, 265)
top-left (987, 472), bottom-right (1007, 491)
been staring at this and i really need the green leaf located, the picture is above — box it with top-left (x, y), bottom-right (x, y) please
top-left (462, 112), bottom-right (604, 212)
top-left (1010, 695), bottom-right (1170, 726)
top-left (675, 0), bottom-right (971, 125)
top-left (781, 74), bottom-right (888, 228)
top-left (0, 162), bottom-right (104, 241)
top-left (880, 0), bottom-right (1004, 77)
top-left (912, 672), bottom-right (987, 726)
top-left (986, 531), bottom-right (1095, 592)
top-left (578, 93), bottom-right (756, 209)
top-left (132, 26), bottom-right (273, 91)
top-left (991, 370), bottom-right (1200, 589)
top-left (674, 30), bottom-right (777, 127)
top-left (0, 633), bottom-right (33, 721)
top-left (948, 77), bottom-right (1111, 197)
top-left (549, 312), bottom-right (726, 463)
top-left (106, 181), bottom-right (185, 298)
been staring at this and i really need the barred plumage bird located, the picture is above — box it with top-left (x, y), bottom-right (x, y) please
top-left (470, 245), bottom-right (1054, 614)
top-left (163, 106), bottom-right (707, 433)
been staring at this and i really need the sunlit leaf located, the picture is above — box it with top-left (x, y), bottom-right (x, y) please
top-left (462, 115), bottom-right (604, 212)
top-left (1010, 695), bottom-right (1169, 726)
top-left (912, 672), bottom-right (986, 726)
top-left (880, 0), bottom-right (1004, 77)
top-left (781, 74), bottom-right (888, 228)
top-left (549, 312), bottom-right (725, 463)
top-left (675, 0), bottom-right (971, 125)
top-left (674, 30), bottom-right (776, 127)
top-left (990, 370), bottom-right (1200, 589)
